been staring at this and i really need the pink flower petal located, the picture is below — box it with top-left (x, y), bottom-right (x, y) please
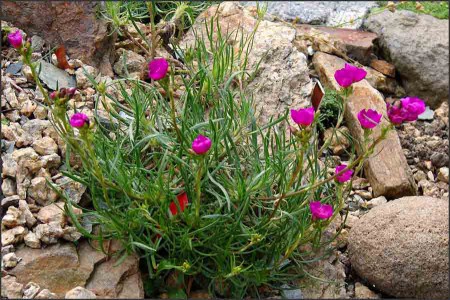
top-left (69, 113), bottom-right (89, 128)
top-left (7, 30), bottom-right (23, 49)
top-left (310, 201), bottom-right (333, 220)
top-left (357, 109), bottom-right (382, 129)
top-left (334, 64), bottom-right (367, 88)
top-left (148, 58), bottom-right (169, 80)
top-left (192, 134), bottom-right (212, 154)
top-left (290, 107), bottom-right (315, 126)
top-left (335, 164), bottom-right (353, 183)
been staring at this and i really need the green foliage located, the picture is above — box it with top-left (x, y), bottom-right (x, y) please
top-left (99, 1), bottom-right (213, 36)
top-left (317, 88), bottom-right (344, 132)
top-left (99, 1), bottom-right (149, 34)
top-left (154, 1), bottom-right (212, 27)
top-left (376, 1), bottom-right (449, 19)
top-left (1, 117), bottom-right (10, 126)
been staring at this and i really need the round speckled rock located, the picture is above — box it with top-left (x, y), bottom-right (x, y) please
top-left (348, 196), bottom-right (448, 298)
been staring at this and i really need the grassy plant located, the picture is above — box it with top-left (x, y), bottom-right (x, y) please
top-left (317, 88), bottom-right (344, 132)
top-left (16, 3), bottom-right (391, 298)
top-left (99, 1), bottom-right (212, 36)
top-left (98, 1), bottom-right (149, 35)
top-left (154, 1), bottom-right (212, 28)
top-left (376, 1), bottom-right (449, 19)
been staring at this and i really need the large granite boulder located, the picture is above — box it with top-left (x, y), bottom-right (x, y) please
top-left (348, 196), bottom-right (449, 298)
top-left (1, 1), bottom-right (116, 76)
top-left (364, 10), bottom-right (449, 108)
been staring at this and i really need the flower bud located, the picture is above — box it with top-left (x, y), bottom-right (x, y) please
top-left (49, 91), bottom-right (58, 100)
top-left (59, 88), bottom-right (67, 98)
top-left (67, 87), bottom-right (77, 97)
top-left (192, 135), bottom-right (212, 155)
top-left (97, 82), bottom-right (107, 94)
top-left (288, 125), bottom-right (299, 135)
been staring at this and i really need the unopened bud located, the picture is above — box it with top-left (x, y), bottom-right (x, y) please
top-left (59, 88), bottom-right (67, 97)
top-left (67, 87), bottom-right (77, 97)
top-left (97, 82), bottom-right (106, 94)
top-left (49, 91), bottom-right (58, 100)
top-left (289, 125), bottom-right (299, 135)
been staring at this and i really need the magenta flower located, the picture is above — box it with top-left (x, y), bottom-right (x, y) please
top-left (290, 107), bottom-right (315, 126)
top-left (335, 164), bottom-right (353, 183)
top-left (334, 63), bottom-right (367, 88)
top-left (386, 103), bottom-right (404, 124)
top-left (148, 58), bottom-right (169, 80)
top-left (69, 113), bottom-right (89, 128)
top-left (357, 109), bottom-right (382, 129)
top-left (400, 97), bottom-right (426, 122)
top-left (7, 30), bottom-right (23, 49)
top-left (386, 97), bottom-right (426, 124)
top-left (192, 135), bottom-right (212, 154)
top-left (310, 201), bottom-right (333, 220)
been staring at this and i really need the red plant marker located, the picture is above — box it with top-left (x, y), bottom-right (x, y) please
top-left (55, 45), bottom-right (73, 70)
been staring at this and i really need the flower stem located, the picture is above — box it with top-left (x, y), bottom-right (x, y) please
top-left (168, 79), bottom-right (183, 143)
top-left (194, 158), bottom-right (205, 224)
top-left (261, 133), bottom-right (387, 201)
top-left (147, 2), bottom-right (156, 60)
top-left (269, 136), bottom-right (306, 220)
top-left (21, 50), bottom-right (51, 106)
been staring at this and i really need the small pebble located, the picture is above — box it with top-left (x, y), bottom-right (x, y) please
top-left (2, 252), bottom-right (19, 268)
top-left (366, 196), bottom-right (387, 209)
top-left (437, 167), bottom-right (449, 183)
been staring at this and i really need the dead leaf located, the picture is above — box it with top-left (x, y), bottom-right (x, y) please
top-left (55, 45), bottom-right (73, 70)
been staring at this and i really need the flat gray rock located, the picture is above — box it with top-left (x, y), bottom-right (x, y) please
top-left (241, 1), bottom-right (378, 29)
top-left (281, 284), bottom-right (303, 299)
top-left (37, 61), bottom-right (76, 91)
top-left (5, 62), bottom-right (23, 75)
top-left (418, 106), bottom-right (435, 121)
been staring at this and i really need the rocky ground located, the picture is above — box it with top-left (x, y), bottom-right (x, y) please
top-left (1, 2), bottom-right (449, 299)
